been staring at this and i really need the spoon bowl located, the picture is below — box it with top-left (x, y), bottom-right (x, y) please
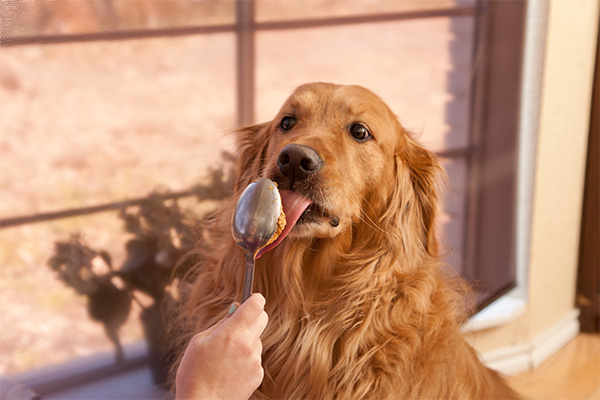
top-left (232, 177), bottom-right (283, 302)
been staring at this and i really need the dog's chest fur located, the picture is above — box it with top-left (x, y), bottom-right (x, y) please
top-left (252, 239), bottom-right (451, 399)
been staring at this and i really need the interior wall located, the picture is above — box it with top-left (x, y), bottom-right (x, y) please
top-left (467, 0), bottom-right (599, 365)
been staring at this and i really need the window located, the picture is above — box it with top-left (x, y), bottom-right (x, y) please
top-left (463, 1), bottom-right (525, 307)
top-left (0, 0), bottom-right (525, 394)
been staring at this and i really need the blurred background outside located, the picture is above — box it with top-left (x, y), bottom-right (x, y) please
top-left (0, 0), bottom-right (487, 377)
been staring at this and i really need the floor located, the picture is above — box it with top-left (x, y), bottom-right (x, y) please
top-left (507, 333), bottom-right (600, 400)
top-left (28, 334), bottom-right (600, 399)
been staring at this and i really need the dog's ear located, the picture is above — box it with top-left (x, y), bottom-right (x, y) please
top-left (404, 138), bottom-right (442, 256)
top-left (387, 135), bottom-right (442, 257)
top-left (233, 122), bottom-right (270, 192)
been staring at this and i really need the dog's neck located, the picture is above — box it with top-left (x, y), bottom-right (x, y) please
top-left (267, 227), bottom-right (351, 286)
top-left (255, 219), bottom-right (428, 316)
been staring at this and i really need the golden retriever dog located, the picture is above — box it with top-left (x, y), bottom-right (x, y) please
top-left (175, 82), bottom-right (518, 399)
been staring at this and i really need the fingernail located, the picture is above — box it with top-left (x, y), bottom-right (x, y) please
top-left (228, 304), bottom-right (237, 315)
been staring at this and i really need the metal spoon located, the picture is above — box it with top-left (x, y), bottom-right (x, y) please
top-left (232, 177), bottom-right (283, 302)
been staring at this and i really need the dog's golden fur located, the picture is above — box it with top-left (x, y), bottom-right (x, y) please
top-left (173, 83), bottom-right (518, 399)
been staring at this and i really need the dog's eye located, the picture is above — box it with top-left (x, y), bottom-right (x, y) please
top-left (350, 123), bottom-right (371, 142)
top-left (280, 116), bottom-right (297, 131)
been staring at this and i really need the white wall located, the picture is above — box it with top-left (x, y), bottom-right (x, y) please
top-left (466, 0), bottom-right (599, 375)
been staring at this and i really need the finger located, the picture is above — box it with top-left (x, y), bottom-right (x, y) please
top-left (225, 293), bottom-right (265, 330)
top-left (249, 309), bottom-right (269, 338)
top-left (253, 335), bottom-right (263, 360)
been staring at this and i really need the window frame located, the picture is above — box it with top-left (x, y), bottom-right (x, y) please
top-left (463, 0), bottom-right (527, 309)
top-left (0, 0), bottom-right (530, 394)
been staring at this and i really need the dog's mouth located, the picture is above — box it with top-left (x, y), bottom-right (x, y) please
top-left (256, 190), bottom-right (338, 258)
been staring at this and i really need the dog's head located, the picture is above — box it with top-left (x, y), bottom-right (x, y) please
top-left (234, 82), bottom-right (441, 258)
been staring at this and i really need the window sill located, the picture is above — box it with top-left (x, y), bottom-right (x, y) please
top-left (5, 341), bottom-right (166, 399)
top-left (42, 365), bottom-right (170, 400)
top-left (463, 290), bottom-right (527, 332)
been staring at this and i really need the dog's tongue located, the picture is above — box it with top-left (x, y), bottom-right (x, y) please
top-left (256, 190), bottom-right (311, 258)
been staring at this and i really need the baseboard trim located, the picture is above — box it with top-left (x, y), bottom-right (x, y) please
top-left (479, 309), bottom-right (581, 376)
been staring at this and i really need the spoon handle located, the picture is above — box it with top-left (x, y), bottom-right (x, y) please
top-left (241, 252), bottom-right (255, 302)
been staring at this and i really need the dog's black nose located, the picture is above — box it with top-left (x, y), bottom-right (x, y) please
top-left (277, 144), bottom-right (322, 183)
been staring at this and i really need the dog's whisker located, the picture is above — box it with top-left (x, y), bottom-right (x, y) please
top-left (358, 210), bottom-right (392, 236)
top-left (335, 181), bottom-right (393, 236)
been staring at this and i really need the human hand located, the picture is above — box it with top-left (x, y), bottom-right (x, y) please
top-left (175, 293), bottom-right (268, 400)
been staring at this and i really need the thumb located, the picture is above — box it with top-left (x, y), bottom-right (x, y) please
top-left (195, 301), bottom-right (238, 338)
top-left (208, 302), bottom-right (241, 334)
top-left (192, 320), bottom-right (220, 341)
